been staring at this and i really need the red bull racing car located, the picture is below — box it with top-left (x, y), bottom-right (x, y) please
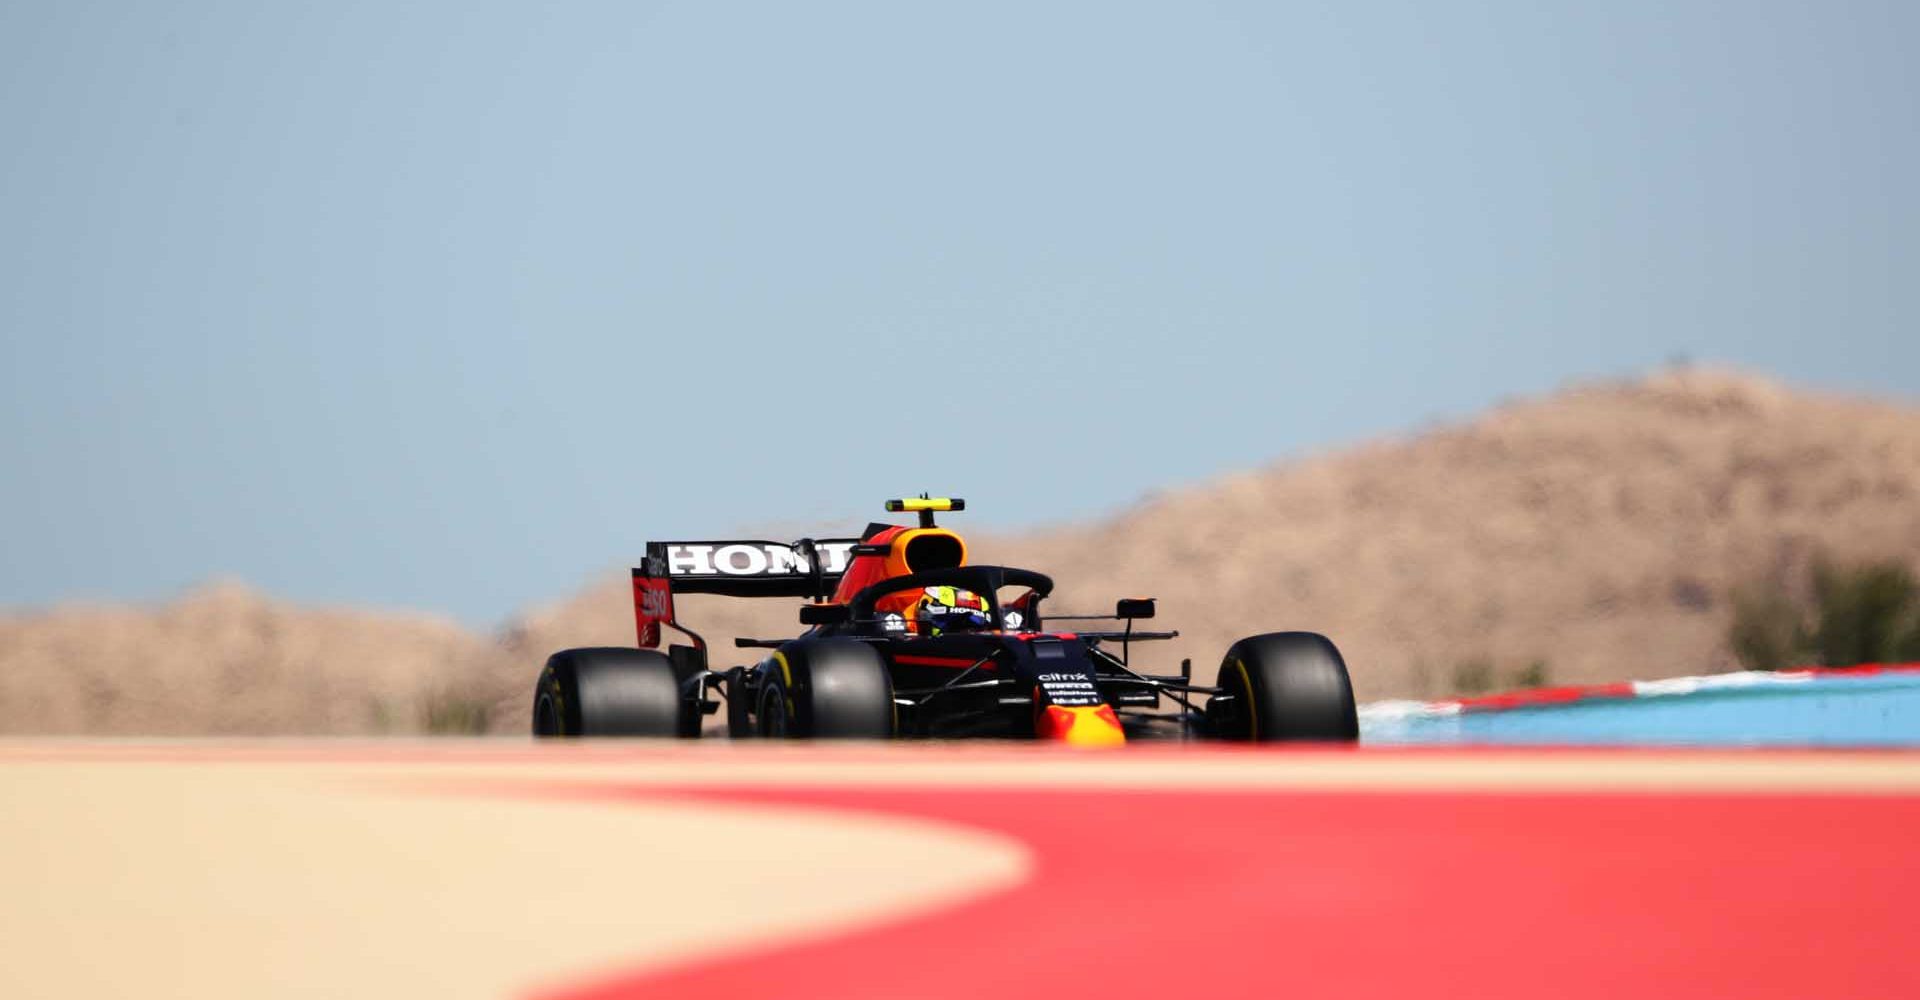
top-left (532, 497), bottom-right (1359, 745)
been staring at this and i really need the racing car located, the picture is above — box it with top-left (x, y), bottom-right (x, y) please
top-left (532, 497), bottom-right (1358, 745)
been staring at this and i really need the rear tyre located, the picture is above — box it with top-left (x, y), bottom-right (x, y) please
top-left (757, 640), bottom-right (894, 739)
top-left (533, 647), bottom-right (697, 738)
top-left (1209, 632), bottom-right (1358, 742)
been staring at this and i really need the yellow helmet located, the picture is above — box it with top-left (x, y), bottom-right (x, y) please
top-left (913, 585), bottom-right (991, 636)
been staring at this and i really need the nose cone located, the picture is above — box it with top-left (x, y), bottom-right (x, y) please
top-left (1036, 704), bottom-right (1127, 747)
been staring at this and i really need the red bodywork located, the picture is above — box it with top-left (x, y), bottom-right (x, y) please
top-left (631, 575), bottom-right (673, 648)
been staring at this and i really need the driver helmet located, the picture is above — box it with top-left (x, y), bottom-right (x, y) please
top-left (913, 585), bottom-right (991, 636)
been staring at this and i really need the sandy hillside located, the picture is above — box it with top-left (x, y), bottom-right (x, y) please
top-left (1011, 368), bottom-right (1920, 699)
top-left (5, 368), bottom-right (1917, 734)
top-left (0, 582), bottom-right (515, 735)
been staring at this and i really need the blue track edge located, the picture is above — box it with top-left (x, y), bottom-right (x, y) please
top-left (1361, 672), bottom-right (1920, 747)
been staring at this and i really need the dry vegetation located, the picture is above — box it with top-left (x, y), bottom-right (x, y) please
top-left (4, 368), bottom-right (1917, 734)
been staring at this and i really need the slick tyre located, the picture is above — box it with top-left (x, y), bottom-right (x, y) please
top-left (533, 647), bottom-right (698, 738)
top-left (1211, 632), bottom-right (1359, 742)
top-left (757, 640), bottom-right (894, 739)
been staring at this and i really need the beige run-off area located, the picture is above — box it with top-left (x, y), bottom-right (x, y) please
top-left (0, 746), bottom-right (1031, 1000)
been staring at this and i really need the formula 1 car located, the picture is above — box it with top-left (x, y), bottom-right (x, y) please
top-left (532, 497), bottom-right (1358, 745)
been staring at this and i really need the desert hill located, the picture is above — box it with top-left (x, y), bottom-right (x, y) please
top-left (5, 368), bottom-right (1917, 734)
top-left (1011, 368), bottom-right (1920, 698)
top-left (0, 581), bottom-right (505, 734)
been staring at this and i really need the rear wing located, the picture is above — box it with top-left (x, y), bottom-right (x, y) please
top-left (631, 538), bottom-right (859, 646)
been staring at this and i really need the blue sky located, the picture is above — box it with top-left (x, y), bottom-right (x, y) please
top-left (2, 1), bottom-right (1915, 624)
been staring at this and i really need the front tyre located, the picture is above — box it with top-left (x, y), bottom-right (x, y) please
top-left (533, 647), bottom-right (697, 738)
top-left (757, 639), bottom-right (895, 739)
top-left (1209, 632), bottom-right (1358, 742)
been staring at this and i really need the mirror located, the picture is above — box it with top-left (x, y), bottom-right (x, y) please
top-left (1115, 598), bottom-right (1156, 620)
top-left (799, 603), bottom-right (850, 626)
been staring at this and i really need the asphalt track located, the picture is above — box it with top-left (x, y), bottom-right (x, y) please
top-left (5, 742), bottom-right (1919, 999)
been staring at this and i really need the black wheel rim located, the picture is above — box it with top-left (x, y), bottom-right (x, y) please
top-left (1220, 662), bottom-right (1255, 740)
top-left (533, 692), bottom-right (561, 737)
top-left (759, 684), bottom-right (790, 738)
